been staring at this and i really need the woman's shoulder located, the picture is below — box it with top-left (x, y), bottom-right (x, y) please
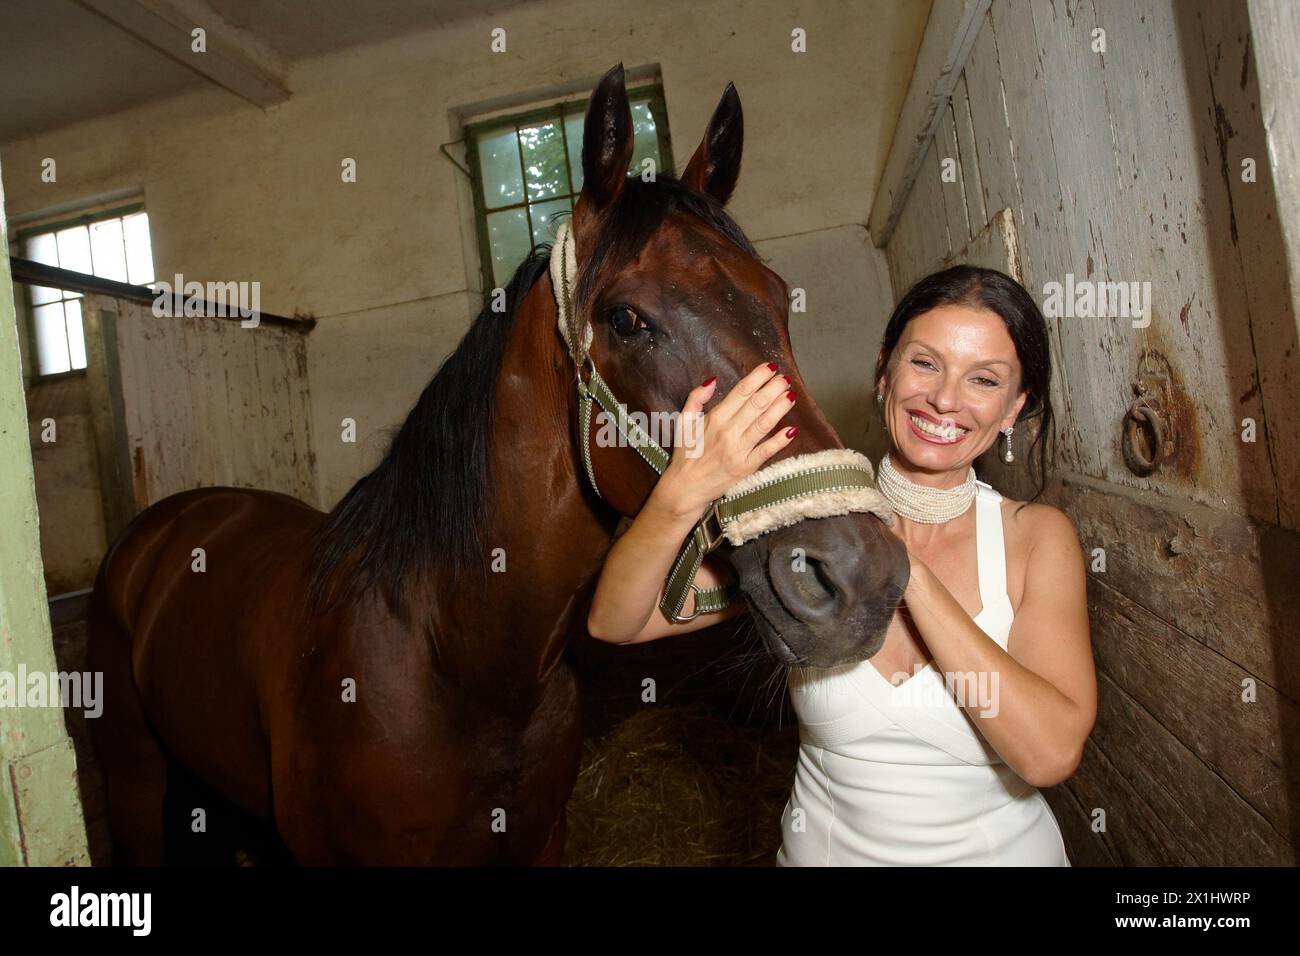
top-left (995, 491), bottom-right (1082, 557)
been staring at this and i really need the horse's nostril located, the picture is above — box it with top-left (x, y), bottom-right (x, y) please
top-left (798, 558), bottom-right (838, 606)
top-left (769, 547), bottom-right (850, 625)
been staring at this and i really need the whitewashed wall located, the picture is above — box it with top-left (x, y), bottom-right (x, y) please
top-left (25, 378), bottom-right (107, 593)
top-left (2, 0), bottom-right (931, 509)
top-left (883, 0), bottom-right (1300, 866)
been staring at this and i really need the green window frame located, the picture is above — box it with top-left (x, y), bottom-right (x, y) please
top-left (464, 83), bottom-right (673, 291)
top-left (17, 202), bottom-right (155, 381)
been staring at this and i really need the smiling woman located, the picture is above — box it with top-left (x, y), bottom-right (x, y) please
top-left (777, 265), bottom-right (1096, 866)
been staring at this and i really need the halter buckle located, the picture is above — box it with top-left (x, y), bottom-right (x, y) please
top-left (695, 499), bottom-right (726, 554)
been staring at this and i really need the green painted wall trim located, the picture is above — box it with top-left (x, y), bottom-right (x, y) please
top-left (0, 156), bottom-right (90, 866)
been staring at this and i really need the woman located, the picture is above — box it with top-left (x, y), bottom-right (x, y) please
top-left (587, 266), bottom-right (1096, 866)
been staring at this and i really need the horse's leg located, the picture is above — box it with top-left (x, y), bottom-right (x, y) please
top-left (531, 813), bottom-right (569, 866)
top-left (85, 597), bottom-right (167, 866)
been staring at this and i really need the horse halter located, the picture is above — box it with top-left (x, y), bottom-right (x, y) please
top-left (549, 219), bottom-right (894, 622)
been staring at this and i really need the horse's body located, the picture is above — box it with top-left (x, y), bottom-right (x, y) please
top-left (89, 481), bottom-right (586, 861)
top-left (87, 64), bottom-right (908, 865)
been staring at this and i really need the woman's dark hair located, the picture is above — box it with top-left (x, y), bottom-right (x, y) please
top-left (873, 265), bottom-right (1054, 503)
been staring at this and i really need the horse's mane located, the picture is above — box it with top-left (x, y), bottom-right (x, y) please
top-left (305, 248), bottom-right (551, 616)
top-left (306, 173), bottom-right (757, 616)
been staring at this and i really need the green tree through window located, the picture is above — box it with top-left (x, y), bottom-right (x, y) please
top-left (466, 86), bottom-right (671, 289)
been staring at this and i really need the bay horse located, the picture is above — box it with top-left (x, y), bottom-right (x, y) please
top-left (86, 63), bottom-right (909, 865)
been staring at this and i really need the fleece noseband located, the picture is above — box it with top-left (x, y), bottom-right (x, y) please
top-left (550, 219), bottom-right (893, 622)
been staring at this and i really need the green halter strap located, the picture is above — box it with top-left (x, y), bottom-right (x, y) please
top-left (578, 362), bottom-right (733, 620)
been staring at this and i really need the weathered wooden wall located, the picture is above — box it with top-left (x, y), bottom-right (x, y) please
top-left (880, 0), bottom-right (1299, 865)
top-left (82, 295), bottom-right (316, 526)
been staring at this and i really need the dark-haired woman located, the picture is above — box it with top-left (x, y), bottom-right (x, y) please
top-left (587, 266), bottom-right (1096, 866)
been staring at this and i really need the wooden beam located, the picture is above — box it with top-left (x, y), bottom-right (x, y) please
top-left (11, 258), bottom-right (313, 331)
top-left (73, 0), bottom-right (289, 107)
top-left (944, 205), bottom-right (1021, 280)
top-left (868, 0), bottom-right (989, 247)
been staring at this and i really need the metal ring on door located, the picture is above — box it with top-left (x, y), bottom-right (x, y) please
top-left (1122, 401), bottom-right (1165, 477)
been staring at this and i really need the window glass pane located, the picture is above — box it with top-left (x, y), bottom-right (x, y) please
top-left (563, 112), bottom-right (584, 192)
top-left (123, 212), bottom-right (155, 285)
top-left (29, 284), bottom-right (61, 306)
top-left (630, 101), bottom-right (661, 177)
top-left (27, 232), bottom-right (58, 267)
top-left (519, 121), bottom-right (569, 201)
top-left (87, 221), bottom-right (126, 283)
top-left (56, 225), bottom-right (92, 274)
top-left (64, 299), bottom-right (87, 370)
top-left (22, 209), bottom-right (152, 376)
top-left (34, 303), bottom-right (71, 375)
top-left (30, 227), bottom-right (82, 299)
top-left (89, 218), bottom-right (128, 281)
top-left (486, 208), bottom-right (531, 287)
top-left (529, 198), bottom-right (570, 248)
top-left (477, 126), bottom-right (526, 210)
top-left (475, 92), bottom-right (667, 290)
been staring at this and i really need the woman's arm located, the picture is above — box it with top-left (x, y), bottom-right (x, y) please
top-left (588, 525), bottom-right (743, 644)
top-left (587, 361), bottom-right (799, 645)
top-left (901, 504), bottom-right (1097, 788)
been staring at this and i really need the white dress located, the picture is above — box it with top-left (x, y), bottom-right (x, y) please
top-left (776, 480), bottom-right (1071, 866)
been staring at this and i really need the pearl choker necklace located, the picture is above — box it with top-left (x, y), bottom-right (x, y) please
top-left (876, 452), bottom-right (977, 524)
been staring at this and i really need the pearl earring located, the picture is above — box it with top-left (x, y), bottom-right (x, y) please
top-left (1002, 425), bottom-right (1015, 463)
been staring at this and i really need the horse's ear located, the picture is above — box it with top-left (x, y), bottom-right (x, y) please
top-left (681, 82), bottom-right (744, 205)
top-left (577, 63), bottom-right (635, 218)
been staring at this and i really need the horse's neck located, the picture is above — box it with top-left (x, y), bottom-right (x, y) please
top-left (436, 275), bottom-right (614, 690)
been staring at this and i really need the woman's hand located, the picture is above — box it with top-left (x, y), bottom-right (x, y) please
top-left (650, 362), bottom-right (800, 520)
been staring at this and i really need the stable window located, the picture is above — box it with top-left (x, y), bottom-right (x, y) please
top-left (465, 84), bottom-right (671, 289)
top-left (21, 206), bottom-right (155, 377)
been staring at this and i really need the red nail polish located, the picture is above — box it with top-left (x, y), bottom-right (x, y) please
top-left (767, 362), bottom-right (779, 371)
top-left (783, 374), bottom-right (792, 384)
top-left (786, 390), bottom-right (796, 402)
top-left (702, 376), bottom-right (716, 387)
top-left (786, 426), bottom-right (799, 439)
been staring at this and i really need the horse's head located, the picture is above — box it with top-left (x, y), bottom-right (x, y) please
top-left (566, 64), bottom-right (909, 667)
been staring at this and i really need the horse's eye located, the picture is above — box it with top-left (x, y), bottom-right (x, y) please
top-left (608, 305), bottom-right (647, 336)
